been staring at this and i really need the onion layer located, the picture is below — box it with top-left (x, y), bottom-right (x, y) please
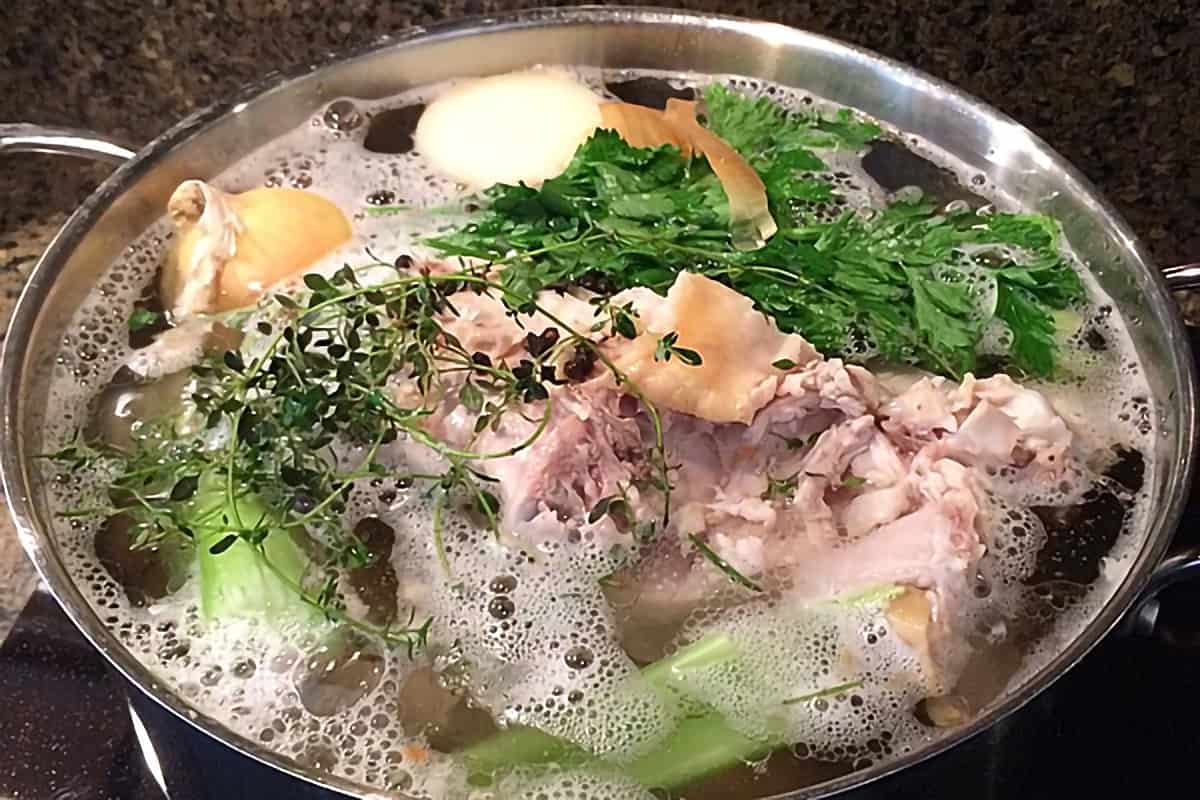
top-left (164, 181), bottom-right (351, 316)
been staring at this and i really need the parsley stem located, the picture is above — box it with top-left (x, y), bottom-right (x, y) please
top-left (432, 491), bottom-right (450, 577)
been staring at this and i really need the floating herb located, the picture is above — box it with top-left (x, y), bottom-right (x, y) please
top-left (654, 331), bottom-right (703, 366)
top-left (128, 307), bottom-right (163, 333)
top-left (762, 471), bottom-right (802, 502)
top-left (781, 680), bottom-right (863, 706)
top-left (689, 533), bottom-right (763, 593)
top-left (362, 204), bottom-right (408, 216)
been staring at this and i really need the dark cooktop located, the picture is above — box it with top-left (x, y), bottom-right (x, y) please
top-left (4, 364), bottom-right (1200, 800)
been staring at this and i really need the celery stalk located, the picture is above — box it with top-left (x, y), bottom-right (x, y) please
top-left (190, 479), bottom-right (310, 620)
top-left (640, 632), bottom-right (737, 685)
top-left (463, 727), bottom-right (588, 782)
top-left (461, 633), bottom-right (762, 788)
top-left (628, 713), bottom-right (770, 789)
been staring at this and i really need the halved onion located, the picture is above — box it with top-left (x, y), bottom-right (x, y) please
top-left (164, 181), bottom-right (351, 316)
top-left (411, 68), bottom-right (777, 248)
top-left (414, 68), bottom-right (603, 189)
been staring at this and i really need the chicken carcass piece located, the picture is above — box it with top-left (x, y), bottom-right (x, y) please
top-left (789, 451), bottom-right (983, 691)
top-left (953, 374), bottom-right (1072, 471)
top-left (435, 287), bottom-right (603, 365)
top-left (835, 430), bottom-right (913, 539)
top-left (789, 452), bottom-right (980, 598)
top-left (417, 382), bottom-right (649, 549)
top-left (418, 272), bottom-right (858, 553)
top-left (609, 272), bottom-right (819, 424)
top-left (881, 373), bottom-right (1073, 471)
top-left (661, 359), bottom-right (881, 538)
top-left (619, 412), bottom-right (885, 627)
top-left (620, 411), bottom-right (982, 688)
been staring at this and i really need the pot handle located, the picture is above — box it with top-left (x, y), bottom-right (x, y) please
top-left (1123, 266), bottom-right (1200, 638)
top-left (1117, 261), bottom-right (1200, 639)
top-left (1121, 544), bottom-right (1200, 639)
top-left (1163, 263), bottom-right (1200, 293)
top-left (0, 123), bottom-right (135, 164)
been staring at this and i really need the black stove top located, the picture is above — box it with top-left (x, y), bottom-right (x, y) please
top-left (4, 368), bottom-right (1200, 800)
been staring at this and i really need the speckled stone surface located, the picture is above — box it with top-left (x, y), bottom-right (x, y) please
top-left (0, 0), bottom-right (1197, 639)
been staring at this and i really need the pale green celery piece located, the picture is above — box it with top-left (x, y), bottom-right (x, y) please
top-left (627, 712), bottom-right (772, 790)
top-left (463, 727), bottom-right (588, 784)
top-left (190, 479), bottom-right (311, 620)
top-left (466, 712), bottom-right (772, 794)
top-left (640, 632), bottom-right (737, 685)
top-left (827, 583), bottom-right (904, 608)
top-left (629, 676), bottom-right (862, 788)
top-left (462, 633), bottom-right (753, 788)
top-left (460, 623), bottom-right (872, 790)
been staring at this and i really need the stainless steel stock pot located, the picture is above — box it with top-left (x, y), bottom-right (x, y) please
top-left (2, 7), bottom-right (1198, 798)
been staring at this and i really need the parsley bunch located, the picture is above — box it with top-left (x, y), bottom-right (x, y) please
top-left (426, 84), bottom-right (1083, 378)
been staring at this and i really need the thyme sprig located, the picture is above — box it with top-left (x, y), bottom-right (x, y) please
top-left (52, 258), bottom-right (680, 654)
top-left (688, 533), bottom-right (763, 593)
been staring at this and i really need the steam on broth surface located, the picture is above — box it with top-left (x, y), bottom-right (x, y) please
top-left (40, 67), bottom-right (1155, 799)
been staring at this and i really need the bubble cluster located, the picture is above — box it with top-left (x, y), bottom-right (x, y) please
top-left (377, 492), bottom-right (676, 764)
top-left (660, 597), bottom-right (929, 766)
top-left (485, 769), bottom-right (656, 800)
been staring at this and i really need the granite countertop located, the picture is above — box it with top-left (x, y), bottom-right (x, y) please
top-left (0, 0), bottom-right (1197, 641)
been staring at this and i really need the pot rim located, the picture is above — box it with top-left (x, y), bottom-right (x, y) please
top-left (2, 6), bottom-right (1194, 799)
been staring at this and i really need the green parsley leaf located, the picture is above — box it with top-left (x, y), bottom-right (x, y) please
top-left (128, 308), bottom-right (162, 333)
top-left (994, 277), bottom-right (1058, 376)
